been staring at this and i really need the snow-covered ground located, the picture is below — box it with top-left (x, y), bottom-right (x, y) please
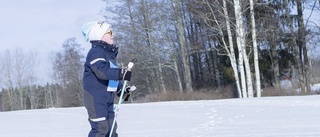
top-left (1, 95), bottom-right (320, 137)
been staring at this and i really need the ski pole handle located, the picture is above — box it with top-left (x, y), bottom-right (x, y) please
top-left (127, 62), bottom-right (134, 71)
top-left (127, 58), bottom-right (137, 71)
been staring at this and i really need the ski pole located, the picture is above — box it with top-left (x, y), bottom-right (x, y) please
top-left (109, 62), bottom-right (134, 137)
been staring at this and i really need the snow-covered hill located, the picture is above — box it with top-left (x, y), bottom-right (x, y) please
top-left (1, 95), bottom-right (320, 137)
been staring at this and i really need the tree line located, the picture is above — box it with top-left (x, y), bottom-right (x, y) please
top-left (1, 0), bottom-right (320, 111)
top-left (0, 38), bottom-right (83, 111)
top-left (107, 0), bottom-right (320, 97)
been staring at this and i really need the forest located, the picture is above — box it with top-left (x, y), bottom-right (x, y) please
top-left (1, 0), bottom-right (320, 111)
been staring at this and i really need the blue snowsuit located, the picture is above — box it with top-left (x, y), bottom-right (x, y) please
top-left (83, 41), bottom-right (122, 137)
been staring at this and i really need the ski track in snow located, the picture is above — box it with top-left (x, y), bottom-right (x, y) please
top-left (1, 95), bottom-right (320, 137)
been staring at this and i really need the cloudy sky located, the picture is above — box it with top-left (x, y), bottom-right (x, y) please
top-left (0, 0), bottom-right (107, 84)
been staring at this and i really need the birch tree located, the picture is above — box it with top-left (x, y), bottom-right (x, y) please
top-left (249, 0), bottom-right (261, 97)
top-left (222, 0), bottom-right (242, 97)
top-left (234, 0), bottom-right (254, 98)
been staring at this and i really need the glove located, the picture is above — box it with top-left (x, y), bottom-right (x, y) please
top-left (120, 69), bottom-right (132, 81)
top-left (125, 85), bottom-right (136, 93)
top-left (116, 86), bottom-right (136, 97)
top-left (124, 86), bottom-right (136, 101)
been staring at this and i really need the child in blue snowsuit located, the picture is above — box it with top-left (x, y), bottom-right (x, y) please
top-left (82, 21), bottom-right (132, 137)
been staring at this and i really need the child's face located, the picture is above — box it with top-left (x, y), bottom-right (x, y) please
top-left (101, 30), bottom-right (113, 44)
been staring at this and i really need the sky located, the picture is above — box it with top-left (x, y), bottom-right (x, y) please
top-left (0, 95), bottom-right (320, 136)
top-left (0, 0), bottom-right (106, 84)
